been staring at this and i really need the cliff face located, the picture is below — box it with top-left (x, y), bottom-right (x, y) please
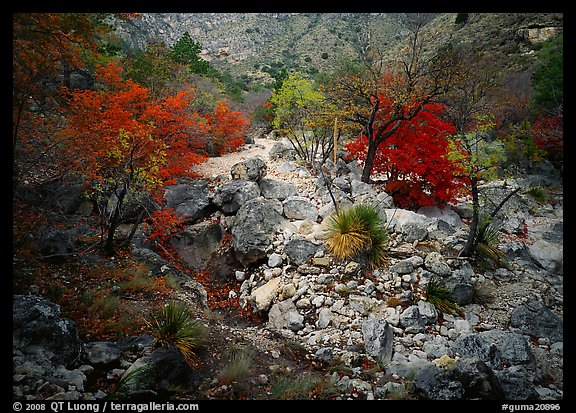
top-left (112, 12), bottom-right (563, 85)
top-left (113, 13), bottom-right (423, 76)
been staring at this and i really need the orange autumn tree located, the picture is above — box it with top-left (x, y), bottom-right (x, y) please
top-left (60, 61), bottom-right (243, 255)
top-left (204, 101), bottom-right (249, 156)
top-left (12, 13), bottom-right (136, 180)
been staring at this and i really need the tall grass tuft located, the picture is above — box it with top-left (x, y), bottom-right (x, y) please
top-left (145, 301), bottom-right (207, 367)
top-left (219, 343), bottom-right (254, 384)
top-left (424, 277), bottom-right (462, 316)
top-left (325, 204), bottom-right (388, 269)
top-left (269, 373), bottom-right (338, 400)
top-left (475, 222), bottom-right (506, 262)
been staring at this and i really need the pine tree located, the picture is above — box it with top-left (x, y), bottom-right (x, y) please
top-left (170, 31), bottom-right (210, 74)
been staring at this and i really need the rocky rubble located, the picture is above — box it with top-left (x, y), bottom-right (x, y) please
top-left (13, 138), bottom-right (563, 400)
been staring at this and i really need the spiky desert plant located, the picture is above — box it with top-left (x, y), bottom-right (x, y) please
top-left (107, 363), bottom-right (154, 399)
top-left (325, 204), bottom-right (388, 268)
top-left (145, 301), bottom-right (207, 367)
top-left (424, 277), bottom-right (462, 316)
top-left (325, 207), bottom-right (371, 260)
top-left (357, 204), bottom-right (389, 269)
top-left (474, 222), bottom-right (506, 262)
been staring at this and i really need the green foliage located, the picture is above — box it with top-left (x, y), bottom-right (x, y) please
top-left (474, 222), bottom-right (506, 262)
top-left (271, 72), bottom-right (322, 130)
top-left (425, 277), bottom-right (462, 316)
top-left (325, 204), bottom-right (388, 269)
top-left (455, 13), bottom-right (469, 25)
top-left (501, 120), bottom-right (540, 169)
top-left (107, 364), bottom-right (154, 399)
top-left (145, 301), bottom-right (207, 367)
top-left (270, 72), bottom-right (337, 164)
top-left (125, 42), bottom-right (176, 95)
top-left (525, 185), bottom-right (548, 204)
top-left (211, 68), bottom-right (247, 102)
top-left (170, 31), bottom-right (210, 75)
top-left (532, 34), bottom-right (563, 111)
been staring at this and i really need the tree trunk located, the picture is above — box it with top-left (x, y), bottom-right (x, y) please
top-left (461, 175), bottom-right (479, 257)
top-left (460, 178), bottom-right (522, 258)
top-left (103, 185), bottom-right (127, 256)
top-left (361, 141), bottom-right (377, 183)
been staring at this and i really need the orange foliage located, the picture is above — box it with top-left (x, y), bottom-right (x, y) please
top-left (204, 101), bottom-right (249, 155)
top-left (60, 61), bottom-right (249, 196)
top-left (59, 61), bottom-right (208, 195)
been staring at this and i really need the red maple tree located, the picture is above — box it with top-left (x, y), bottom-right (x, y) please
top-left (346, 102), bottom-right (467, 209)
top-left (12, 13), bottom-right (136, 168)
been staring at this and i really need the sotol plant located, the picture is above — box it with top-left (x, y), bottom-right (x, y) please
top-left (325, 204), bottom-right (388, 269)
top-left (424, 277), bottom-right (462, 316)
top-left (145, 301), bottom-right (207, 367)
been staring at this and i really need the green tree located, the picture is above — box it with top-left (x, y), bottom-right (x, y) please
top-left (170, 31), bottom-right (210, 75)
top-left (532, 34), bottom-right (563, 112)
top-left (455, 13), bottom-right (469, 25)
top-left (125, 41), bottom-right (178, 97)
top-left (272, 66), bottom-right (290, 91)
top-left (270, 72), bottom-right (338, 168)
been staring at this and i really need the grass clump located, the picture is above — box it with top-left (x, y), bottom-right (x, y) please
top-left (475, 222), bottom-right (507, 263)
top-left (219, 343), bottom-right (254, 384)
top-left (424, 277), bottom-right (462, 316)
top-left (145, 301), bottom-right (207, 367)
top-left (269, 372), bottom-right (339, 400)
top-left (325, 204), bottom-right (388, 269)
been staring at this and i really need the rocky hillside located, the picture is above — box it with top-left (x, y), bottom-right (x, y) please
top-left (13, 11), bottom-right (563, 402)
top-left (13, 135), bottom-right (563, 400)
top-left (383, 13), bottom-right (563, 73)
top-left (112, 13), bottom-right (431, 82)
top-left (112, 12), bottom-right (563, 85)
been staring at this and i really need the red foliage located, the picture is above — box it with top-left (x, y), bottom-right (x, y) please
top-left (346, 103), bottom-right (467, 209)
top-left (533, 113), bottom-right (563, 169)
top-left (60, 61), bottom-right (248, 196)
top-left (204, 101), bottom-right (249, 155)
top-left (60, 61), bottom-right (207, 193)
top-left (145, 208), bottom-right (187, 243)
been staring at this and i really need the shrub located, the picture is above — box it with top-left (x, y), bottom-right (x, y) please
top-left (526, 185), bottom-right (548, 204)
top-left (325, 204), bottom-right (388, 269)
top-left (455, 13), bottom-right (469, 25)
top-left (145, 301), bottom-right (207, 367)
